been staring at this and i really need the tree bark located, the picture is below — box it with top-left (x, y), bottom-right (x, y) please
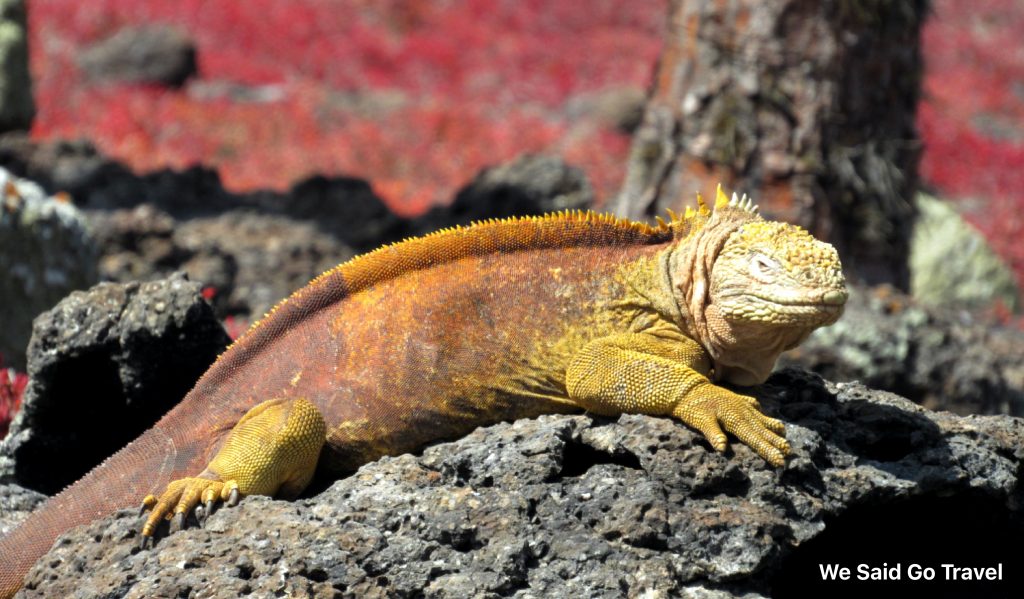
top-left (613, 0), bottom-right (927, 290)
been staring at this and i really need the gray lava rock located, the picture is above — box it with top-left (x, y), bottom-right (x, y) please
top-left (0, 273), bottom-right (230, 494)
top-left (413, 154), bottom-right (594, 234)
top-left (87, 203), bottom-right (182, 283)
top-left (173, 211), bottom-right (355, 319)
top-left (0, 0), bottom-right (33, 132)
top-left (0, 138), bottom-right (232, 216)
top-left (88, 206), bottom-right (354, 321)
top-left (0, 167), bottom-right (98, 370)
top-left (458, 154), bottom-right (594, 214)
top-left (78, 25), bottom-right (197, 88)
top-left (285, 175), bottom-right (408, 252)
top-left (0, 482), bottom-right (43, 537)
top-left (16, 369), bottom-right (1024, 597)
top-left (780, 285), bottom-right (1024, 416)
top-left (0, 138), bottom-right (405, 251)
top-left (3, 140), bottom-right (405, 253)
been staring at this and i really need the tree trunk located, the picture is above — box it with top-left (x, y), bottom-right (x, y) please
top-left (613, 0), bottom-right (927, 290)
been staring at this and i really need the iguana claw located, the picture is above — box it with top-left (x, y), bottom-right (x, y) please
top-left (201, 499), bottom-right (215, 525)
top-left (170, 512), bottom-right (185, 533)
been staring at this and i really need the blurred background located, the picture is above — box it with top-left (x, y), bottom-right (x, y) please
top-left (2, 0), bottom-right (1024, 437)
top-left (28, 0), bottom-right (661, 212)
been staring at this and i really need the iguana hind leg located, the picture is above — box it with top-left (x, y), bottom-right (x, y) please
top-left (565, 330), bottom-right (790, 466)
top-left (140, 397), bottom-right (326, 542)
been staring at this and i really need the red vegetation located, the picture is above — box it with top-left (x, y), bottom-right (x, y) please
top-left (222, 316), bottom-right (250, 342)
top-left (27, 0), bottom-right (665, 214)
top-left (0, 356), bottom-right (28, 439)
top-left (920, 0), bottom-right (1024, 288)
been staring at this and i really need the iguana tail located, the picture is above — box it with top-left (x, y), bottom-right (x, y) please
top-left (0, 414), bottom-right (220, 598)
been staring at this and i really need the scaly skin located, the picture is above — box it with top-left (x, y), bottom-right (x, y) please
top-left (0, 185), bottom-right (846, 597)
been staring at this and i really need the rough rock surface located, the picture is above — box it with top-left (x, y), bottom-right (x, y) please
top-left (78, 25), bottom-right (198, 87)
top-left (0, 166), bottom-right (98, 369)
top-left (89, 206), bottom-right (355, 320)
top-left (781, 285), bottom-right (1024, 417)
top-left (0, 273), bottom-right (230, 494)
top-left (0, 0), bottom-right (33, 132)
top-left (16, 369), bottom-right (1024, 598)
top-left (175, 211), bottom-right (356, 319)
top-left (0, 483), bottom-right (43, 538)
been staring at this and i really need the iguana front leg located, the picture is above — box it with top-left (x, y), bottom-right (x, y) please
top-left (565, 329), bottom-right (790, 466)
top-left (140, 397), bottom-right (326, 543)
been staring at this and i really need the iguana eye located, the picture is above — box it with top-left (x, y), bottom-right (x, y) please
top-left (749, 255), bottom-right (776, 279)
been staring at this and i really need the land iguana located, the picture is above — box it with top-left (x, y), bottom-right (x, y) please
top-left (0, 186), bottom-right (846, 597)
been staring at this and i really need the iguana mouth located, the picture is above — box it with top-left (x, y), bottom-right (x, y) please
top-left (751, 297), bottom-right (845, 310)
top-left (717, 291), bottom-right (846, 324)
top-left (748, 286), bottom-right (847, 306)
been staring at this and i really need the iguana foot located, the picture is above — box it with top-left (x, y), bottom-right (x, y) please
top-left (673, 386), bottom-right (790, 466)
top-left (139, 397), bottom-right (326, 545)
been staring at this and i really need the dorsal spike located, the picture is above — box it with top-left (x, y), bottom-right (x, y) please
top-left (695, 192), bottom-right (707, 212)
top-left (665, 207), bottom-right (678, 223)
top-left (715, 183), bottom-right (729, 210)
top-left (736, 192), bottom-right (758, 214)
top-left (684, 205), bottom-right (696, 219)
top-left (655, 215), bottom-right (667, 228)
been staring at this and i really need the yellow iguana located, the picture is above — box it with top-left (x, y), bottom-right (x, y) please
top-left (0, 186), bottom-right (846, 596)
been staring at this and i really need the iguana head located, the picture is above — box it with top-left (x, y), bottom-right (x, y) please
top-left (710, 213), bottom-right (847, 328)
top-left (670, 185), bottom-right (847, 385)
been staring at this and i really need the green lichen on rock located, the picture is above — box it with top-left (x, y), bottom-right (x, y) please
top-left (910, 192), bottom-right (1020, 312)
top-left (0, 168), bottom-right (98, 369)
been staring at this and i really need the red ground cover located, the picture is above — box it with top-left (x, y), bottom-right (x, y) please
top-left (27, 0), bottom-right (664, 214)
top-left (0, 356), bottom-right (28, 438)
